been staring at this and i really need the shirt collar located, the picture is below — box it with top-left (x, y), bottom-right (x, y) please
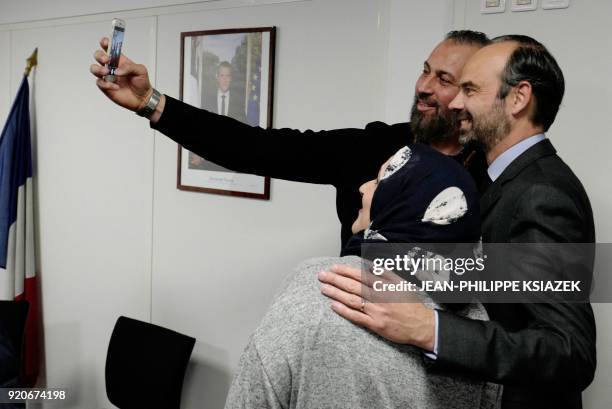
top-left (488, 133), bottom-right (546, 182)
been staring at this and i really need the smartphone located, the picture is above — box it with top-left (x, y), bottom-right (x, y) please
top-left (104, 18), bottom-right (125, 82)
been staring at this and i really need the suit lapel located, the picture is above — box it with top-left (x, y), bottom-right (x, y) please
top-left (480, 181), bottom-right (502, 218)
top-left (480, 139), bottom-right (557, 218)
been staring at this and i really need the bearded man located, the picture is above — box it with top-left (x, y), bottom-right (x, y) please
top-left (92, 30), bottom-right (490, 247)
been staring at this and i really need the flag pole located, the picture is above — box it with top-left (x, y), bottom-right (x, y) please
top-left (24, 48), bottom-right (38, 77)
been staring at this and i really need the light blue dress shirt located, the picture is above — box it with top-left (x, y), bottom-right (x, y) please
top-left (487, 133), bottom-right (546, 182)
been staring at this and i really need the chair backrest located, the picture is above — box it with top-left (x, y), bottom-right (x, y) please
top-left (0, 300), bottom-right (29, 386)
top-left (105, 316), bottom-right (196, 409)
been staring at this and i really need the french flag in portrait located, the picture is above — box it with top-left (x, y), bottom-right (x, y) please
top-left (0, 76), bottom-right (40, 386)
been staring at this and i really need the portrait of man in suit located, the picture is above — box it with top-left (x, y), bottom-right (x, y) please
top-left (201, 61), bottom-right (247, 122)
top-left (190, 60), bottom-right (247, 171)
top-left (175, 29), bottom-right (274, 198)
top-left (187, 35), bottom-right (253, 172)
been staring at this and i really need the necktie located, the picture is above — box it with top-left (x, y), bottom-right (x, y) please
top-left (221, 95), bottom-right (226, 116)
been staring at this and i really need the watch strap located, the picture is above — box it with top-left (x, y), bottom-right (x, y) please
top-left (136, 88), bottom-right (162, 118)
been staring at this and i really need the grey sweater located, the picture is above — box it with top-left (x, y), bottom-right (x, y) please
top-left (225, 256), bottom-right (501, 409)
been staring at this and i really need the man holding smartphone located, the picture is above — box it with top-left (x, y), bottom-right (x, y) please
top-left (90, 30), bottom-right (490, 248)
top-left (90, 29), bottom-right (596, 408)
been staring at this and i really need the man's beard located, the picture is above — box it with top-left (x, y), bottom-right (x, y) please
top-left (410, 94), bottom-right (459, 145)
top-left (459, 98), bottom-right (511, 152)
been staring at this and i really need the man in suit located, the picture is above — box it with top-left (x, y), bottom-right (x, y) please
top-left (442, 35), bottom-right (596, 408)
top-left (319, 35), bottom-right (595, 409)
top-left (190, 61), bottom-right (248, 170)
top-left (202, 61), bottom-right (247, 123)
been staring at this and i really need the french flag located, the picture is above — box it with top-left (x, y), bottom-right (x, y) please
top-left (0, 76), bottom-right (40, 387)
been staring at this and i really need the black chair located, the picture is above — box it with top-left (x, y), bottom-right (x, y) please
top-left (0, 300), bottom-right (30, 387)
top-left (105, 316), bottom-right (196, 409)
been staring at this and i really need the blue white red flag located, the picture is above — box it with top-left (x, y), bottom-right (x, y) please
top-left (0, 76), bottom-right (40, 387)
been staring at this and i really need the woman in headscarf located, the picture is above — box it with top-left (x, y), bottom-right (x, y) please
top-left (224, 143), bottom-right (500, 409)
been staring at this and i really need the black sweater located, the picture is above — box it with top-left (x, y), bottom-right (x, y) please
top-left (151, 95), bottom-right (487, 248)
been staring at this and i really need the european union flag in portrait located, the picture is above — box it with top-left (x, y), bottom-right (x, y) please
top-left (247, 55), bottom-right (261, 127)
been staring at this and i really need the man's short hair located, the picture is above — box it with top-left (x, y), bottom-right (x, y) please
top-left (445, 30), bottom-right (490, 47)
top-left (493, 34), bottom-right (564, 132)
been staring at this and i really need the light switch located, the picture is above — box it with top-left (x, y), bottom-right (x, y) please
top-left (541, 0), bottom-right (569, 9)
top-left (481, 0), bottom-right (506, 14)
top-left (511, 0), bottom-right (538, 12)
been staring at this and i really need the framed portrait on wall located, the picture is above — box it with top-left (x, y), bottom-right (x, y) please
top-left (177, 27), bottom-right (276, 199)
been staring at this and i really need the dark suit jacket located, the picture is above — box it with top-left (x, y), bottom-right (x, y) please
top-left (433, 139), bottom-right (596, 409)
top-left (202, 87), bottom-right (247, 123)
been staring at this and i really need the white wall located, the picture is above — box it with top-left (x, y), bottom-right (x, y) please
top-left (6, 16), bottom-right (158, 406)
top-left (0, 0), bottom-right (216, 25)
top-left (0, 0), bottom-right (440, 408)
top-left (0, 30), bottom-right (9, 120)
top-left (152, 1), bottom-right (384, 406)
top-left (452, 1), bottom-right (612, 408)
top-left (384, 0), bottom-right (453, 123)
top-left (0, 0), bottom-right (609, 408)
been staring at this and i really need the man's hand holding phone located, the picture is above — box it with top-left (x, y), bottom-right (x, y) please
top-left (90, 36), bottom-right (164, 121)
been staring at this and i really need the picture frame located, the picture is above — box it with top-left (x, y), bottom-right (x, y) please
top-left (541, 0), bottom-right (569, 9)
top-left (481, 0), bottom-right (506, 13)
top-left (177, 27), bottom-right (276, 200)
top-left (511, 0), bottom-right (538, 12)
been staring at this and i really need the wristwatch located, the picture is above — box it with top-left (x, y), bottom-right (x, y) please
top-left (136, 88), bottom-right (162, 118)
